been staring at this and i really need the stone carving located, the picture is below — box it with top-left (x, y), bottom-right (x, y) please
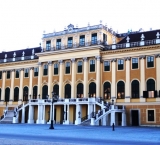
top-left (38, 62), bottom-right (42, 66)
top-left (95, 56), bottom-right (101, 60)
top-left (71, 58), bottom-right (75, 62)
top-left (22, 51), bottom-right (25, 57)
top-left (126, 36), bottom-right (130, 43)
top-left (32, 49), bottom-right (34, 55)
top-left (112, 36), bottom-right (116, 44)
top-left (156, 32), bottom-right (160, 39)
top-left (141, 34), bottom-right (145, 41)
top-left (83, 57), bottom-right (88, 62)
top-left (155, 54), bottom-right (160, 58)
top-left (139, 55), bottom-right (146, 59)
top-left (124, 57), bottom-right (131, 61)
top-left (111, 58), bottom-right (117, 62)
top-left (13, 52), bottom-right (16, 58)
top-left (5, 54), bottom-right (7, 59)
top-left (48, 61), bottom-right (52, 65)
top-left (58, 60), bottom-right (63, 64)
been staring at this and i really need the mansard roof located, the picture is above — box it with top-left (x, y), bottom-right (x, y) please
top-left (118, 29), bottom-right (160, 44)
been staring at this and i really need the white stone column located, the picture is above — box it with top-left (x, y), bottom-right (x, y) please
top-left (48, 61), bottom-right (53, 98)
top-left (121, 112), bottom-right (126, 126)
top-left (36, 105), bottom-right (42, 124)
top-left (83, 57), bottom-right (88, 98)
top-left (140, 55), bottom-right (146, 97)
top-left (28, 105), bottom-right (34, 123)
top-left (42, 105), bottom-right (46, 124)
top-left (111, 59), bottom-right (117, 99)
top-left (71, 58), bottom-right (76, 98)
top-left (75, 104), bottom-right (81, 125)
top-left (49, 104), bottom-right (55, 124)
top-left (88, 104), bottom-right (93, 119)
top-left (29, 67), bottom-right (34, 99)
top-left (110, 111), bottom-right (115, 126)
top-left (125, 57), bottom-right (131, 102)
top-left (66, 105), bottom-right (70, 124)
top-left (38, 62), bottom-right (42, 99)
top-left (19, 68), bottom-right (24, 102)
top-left (96, 56), bottom-right (101, 98)
top-left (58, 60), bottom-right (64, 98)
top-left (10, 69), bottom-right (15, 102)
top-left (156, 54), bottom-right (160, 96)
top-left (102, 108), bottom-right (106, 126)
top-left (21, 104), bottom-right (25, 123)
top-left (1, 70), bottom-right (6, 101)
top-left (63, 104), bottom-right (66, 122)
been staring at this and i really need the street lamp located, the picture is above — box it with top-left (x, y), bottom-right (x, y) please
top-left (49, 91), bottom-right (59, 129)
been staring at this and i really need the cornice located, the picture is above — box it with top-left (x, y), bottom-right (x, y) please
top-left (101, 45), bottom-right (160, 55)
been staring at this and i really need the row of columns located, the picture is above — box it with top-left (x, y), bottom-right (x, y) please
top-left (1, 68), bottom-right (34, 102)
top-left (37, 56), bottom-right (101, 99)
top-left (111, 55), bottom-right (160, 99)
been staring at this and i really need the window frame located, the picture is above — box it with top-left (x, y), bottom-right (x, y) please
top-left (147, 56), bottom-right (154, 68)
top-left (65, 62), bottom-right (71, 74)
top-left (118, 59), bottom-right (124, 70)
top-left (15, 70), bottom-right (19, 78)
top-left (104, 61), bottom-right (110, 71)
top-left (77, 60), bottom-right (83, 73)
top-left (89, 59), bottom-right (95, 72)
top-left (132, 58), bottom-right (139, 69)
top-left (24, 68), bottom-right (29, 78)
top-left (54, 63), bottom-right (59, 75)
top-left (68, 37), bottom-right (73, 48)
top-left (91, 33), bottom-right (97, 45)
top-left (79, 35), bottom-right (85, 46)
top-left (56, 39), bottom-right (61, 50)
top-left (43, 64), bottom-right (48, 76)
top-left (34, 67), bottom-right (38, 77)
top-left (146, 109), bottom-right (155, 122)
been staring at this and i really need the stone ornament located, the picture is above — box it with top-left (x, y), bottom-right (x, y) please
top-left (141, 34), bottom-right (145, 41)
top-left (156, 32), bottom-right (160, 39)
top-left (22, 51), bottom-right (25, 57)
top-left (32, 49), bottom-right (34, 55)
top-left (5, 54), bottom-right (7, 59)
top-left (48, 61), bottom-right (52, 65)
top-left (95, 56), bottom-right (101, 60)
top-left (71, 58), bottom-right (75, 63)
top-left (83, 57), bottom-right (88, 62)
top-left (155, 54), bottom-right (160, 58)
top-left (58, 60), bottom-right (63, 64)
top-left (13, 52), bottom-right (16, 58)
top-left (124, 57), bottom-right (131, 61)
top-left (126, 36), bottom-right (130, 43)
top-left (38, 62), bottom-right (42, 66)
top-left (112, 36), bottom-right (116, 44)
top-left (111, 58), bottom-right (117, 62)
top-left (139, 55), bottom-right (146, 59)
top-left (30, 67), bottom-right (34, 70)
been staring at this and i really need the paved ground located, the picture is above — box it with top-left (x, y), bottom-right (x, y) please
top-left (0, 124), bottom-right (160, 145)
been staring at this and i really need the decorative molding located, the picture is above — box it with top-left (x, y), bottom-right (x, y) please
top-left (71, 58), bottom-right (75, 63)
top-left (11, 69), bottom-right (15, 72)
top-left (30, 67), bottom-right (34, 70)
top-left (2, 70), bottom-right (6, 73)
top-left (139, 55), bottom-right (146, 59)
top-left (111, 58), bottom-right (117, 62)
top-left (48, 61), bottom-right (52, 65)
top-left (38, 62), bottom-right (42, 66)
top-left (95, 56), bottom-right (101, 60)
top-left (83, 57), bottom-right (88, 62)
top-left (58, 60), bottom-right (63, 64)
top-left (19, 68), bottom-right (24, 71)
top-left (155, 54), bottom-right (160, 58)
top-left (124, 57), bottom-right (131, 61)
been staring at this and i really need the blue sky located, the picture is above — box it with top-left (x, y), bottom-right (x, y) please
top-left (0, 0), bottom-right (159, 51)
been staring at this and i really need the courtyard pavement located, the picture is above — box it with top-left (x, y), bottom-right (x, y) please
top-left (0, 124), bottom-right (160, 145)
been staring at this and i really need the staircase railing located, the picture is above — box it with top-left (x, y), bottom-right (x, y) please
top-left (0, 108), bottom-right (8, 122)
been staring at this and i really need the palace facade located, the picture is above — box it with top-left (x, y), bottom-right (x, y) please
top-left (0, 22), bottom-right (160, 126)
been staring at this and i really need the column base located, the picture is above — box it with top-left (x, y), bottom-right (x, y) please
top-left (41, 120), bottom-right (46, 124)
top-left (75, 118), bottom-right (81, 125)
top-left (91, 118), bottom-right (95, 126)
top-left (28, 119), bottom-right (34, 124)
top-left (63, 120), bottom-right (69, 125)
top-left (47, 120), bottom-right (55, 124)
top-left (140, 98), bottom-right (146, 102)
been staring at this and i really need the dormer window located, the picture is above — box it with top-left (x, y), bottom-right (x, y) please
top-left (68, 37), bottom-right (73, 48)
top-left (91, 33), bottom-right (97, 44)
top-left (46, 41), bottom-right (51, 51)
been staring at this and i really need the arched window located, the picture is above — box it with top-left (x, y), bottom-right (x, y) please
top-left (23, 86), bottom-right (28, 101)
top-left (117, 81), bottom-right (125, 99)
top-left (147, 79), bottom-right (155, 91)
top-left (53, 84), bottom-right (59, 95)
top-left (131, 80), bottom-right (139, 98)
top-left (5, 88), bottom-right (10, 102)
top-left (0, 88), bottom-right (1, 101)
top-left (77, 83), bottom-right (83, 98)
top-left (89, 82), bottom-right (96, 97)
top-left (103, 82), bottom-right (111, 99)
top-left (42, 85), bottom-right (48, 99)
top-left (65, 84), bottom-right (71, 98)
top-left (33, 86), bottom-right (37, 99)
top-left (14, 87), bottom-right (19, 101)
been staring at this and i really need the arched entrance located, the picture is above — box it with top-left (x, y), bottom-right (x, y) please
top-left (33, 86), bottom-right (37, 99)
top-left (117, 81), bottom-right (125, 99)
top-left (14, 87), bottom-right (19, 101)
top-left (53, 84), bottom-right (59, 95)
top-left (103, 82), bottom-right (111, 99)
top-left (89, 82), bottom-right (96, 97)
top-left (147, 79), bottom-right (155, 91)
top-left (77, 83), bottom-right (83, 98)
top-left (23, 86), bottom-right (28, 101)
top-left (5, 88), bottom-right (10, 102)
top-left (42, 85), bottom-right (48, 99)
top-left (131, 80), bottom-right (139, 98)
top-left (65, 84), bottom-right (71, 98)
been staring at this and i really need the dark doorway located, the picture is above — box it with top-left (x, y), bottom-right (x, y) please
top-left (89, 82), bottom-right (96, 97)
top-left (77, 83), bottom-right (83, 98)
top-left (60, 105), bottom-right (64, 124)
top-left (5, 87), bottom-right (10, 102)
top-left (54, 108), bottom-right (56, 123)
top-left (53, 84), bottom-right (59, 95)
top-left (14, 87), bottom-right (19, 101)
top-left (42, 85), bottom-right (48, 99)
top-left (23, 86), bottom-right (28, 101)
top-left (33, 86), bottom-right (37, 99)
top-left (65, 84), bottom-right (71, 98)
top-left (131, 110), bottom-right (139, 126)
top-left (118, 113), bottom-right (122, 126)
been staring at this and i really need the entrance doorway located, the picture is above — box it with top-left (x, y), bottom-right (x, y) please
top-left (131, 110), bottom-right (139, 126)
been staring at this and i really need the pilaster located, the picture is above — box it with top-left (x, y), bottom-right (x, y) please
top-left (29, 67), bottom-right (34, 98)
top-left (155, 54), bottom-right (160, 96)
top-left (1, 70), bottom-right (6, 101)
top-left (10, 69), bottom-right (15, 102)
top-left (58, 60), bottom-right (64, 98)
top-left (38, 62), bottom-right (42, 98)
top-left (48, 61), bottom-right (53, 98)
top-left (96, 56), bottom-right (101, 98)
top-left (83, 57), bottom-right (88, 98)
top-left (19, 68), bottom-right (24, 101)
top-left (71, 58), bottom-right (76, 98)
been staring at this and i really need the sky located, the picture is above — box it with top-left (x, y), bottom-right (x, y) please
top-left (0, 0), bottom-right (160, 52)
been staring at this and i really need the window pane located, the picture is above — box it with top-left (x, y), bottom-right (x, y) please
top-left (54, 64), bottom-right (58, 75)
top-left (7, 71), bottom-right (10, 79)
top-left (0, 71), bottom-right (2, 79)
top-left (46, 41), bottom-right (51, 51)
top-left (132, 58), bottom-right (138, 69)
top-left (148, 110), bottom-right (154, 121)
top-left (34, 68), bottom-right (38, 76)
top-left (56, 39), bottom-right (61, 49)
top-left (80, 35), bottom-right (85, 46)
top-left (68, 37), bottom-right (73, 48)
top-left (104, 61), bottom-right (110, 71)
top-left (91, 33), bottom-right (97, 44)
top-left (16, 70), bottom-right (19, 78)
top-left (66, 62), bottom-right (70, 74)
top-left (43, 65), bottom-right (48, 75)
top-left (77, 61), bottom-right (82, 73)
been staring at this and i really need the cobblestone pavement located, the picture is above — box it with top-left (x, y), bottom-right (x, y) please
top-left (0, 124), bottom-right (160, 145)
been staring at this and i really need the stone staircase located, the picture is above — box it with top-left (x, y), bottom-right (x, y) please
top-left (80, 119), bottom-right (91, 126)
top-left (0, 110), bottom-right (14, 124)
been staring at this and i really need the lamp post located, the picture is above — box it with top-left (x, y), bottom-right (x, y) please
top-left (49, 91), bottom-right (59, 129)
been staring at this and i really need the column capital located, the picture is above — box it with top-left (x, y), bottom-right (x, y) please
top-left (38, 62), bottom-right (42, 66)
top-left (95, 56), bottom-right (101, 60)
top-left (71, 58), bottom-right (75, 63)
top-left (139, 55), bottom-right (146, 59)
top-left (58, 60), bottom-right (63, 64)
top-left (19, 68), bottom-right (24, 71)
top-left (155, 54), bottom-right (160, 58)
top-left (48, 61), bottom-right (52, 65)
top-left (83, 57), bottom-right (88, 62)
top-left (111, 58), bottom-right (117, 62)
top-left (29, 67), bottom-right (34, 70)
top-left (11, 69), bottom-right (15, 72)
top-left (2, 70), bottom-right (6, 73)
top-left (124, 57), bottom-right (131, 61)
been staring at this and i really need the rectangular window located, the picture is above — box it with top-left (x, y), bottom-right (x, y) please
top-left (54, 63), bottom-right (58, 75)
top-left (68, 37), bottom-right (73, 48)
top-left (132, 58), bottom-right (138, 69)
top-left (147, 56), bottom-right (154, 67)
top-left (104, 61), bottom-right (110, 71)
top-left (56, 39), bottom-right (61, 50)
top-left (15, 70), bottom-right (19, 78)
top-left (46, 41), bottom-right (51, 51)
top-left (148, 110), bottom-right (154, 121)
top-left (103, 33), bottom-right (107, 43)
top-left (34, 68), bottom-right (38, 77)
top-left (7, 71), bottom-right (10, 79)
top-left (0, 71), bottom-right (2, 79)
top-left (79, 35), bottom-right (85, 46)
top-left (24, 68), bottom-right (29, 77)
top-left (90, 60), bottom-right (95, 72)
top-left (118, 59), bottom-right (124, 70)
top-left (66, 62), bottom-right (70, 74)
top-left (77, 61), bottom-right (82, 73)
top-left (91, 33), bottom-right (97, 44)
top-left (43, 64), bottom-right (48, 75)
